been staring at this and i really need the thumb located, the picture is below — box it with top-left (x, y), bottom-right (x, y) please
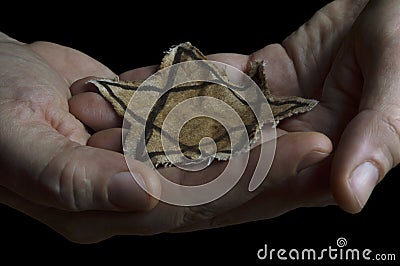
top-left (331, 112), bottom-right (394, 213)
top-left (329, 0), bottom-right (400, 213)
top-left (38, 142), bottom-right (161, 212)
top-left (0, 121), bottom-right (160, 212)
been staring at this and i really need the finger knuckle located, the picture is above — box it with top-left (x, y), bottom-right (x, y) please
top-left (41, 145), bottom-right (94, 211)
top-left (59, 158), bottom-right (93, 211)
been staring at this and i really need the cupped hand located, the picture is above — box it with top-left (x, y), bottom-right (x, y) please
top-left (0, 33), bottom-right (331, 243)
top-left (0, 34), bottom-right (161, 239)
top-left (72, 0), bottom-right (372, 230)
top-left (232, 0), bottom-right (400, 214)
top-left (0, 34), bottom-right (162, 212)
top-left (313, 0), bottom-right (400, 213)
top-left (2, 0), bottom-right (378, 243)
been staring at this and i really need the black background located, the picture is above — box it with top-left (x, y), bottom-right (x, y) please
top-left (1, 1), bottom-right (399, 265)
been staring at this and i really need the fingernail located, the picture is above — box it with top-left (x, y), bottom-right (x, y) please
top-left (349, 162), bottom-right (379, 209)
top-left (297, 151), bottom-right (330, 173)
top-left (107, 172), bottom-right (149, 211)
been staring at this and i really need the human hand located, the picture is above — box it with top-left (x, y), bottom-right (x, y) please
top-left (230, 0), bottom-right (400, 215)
top-left (94, 0), bottom-right (375, 227)
top-left (70, 48), bottom-right (336, 234)
top-left (2, 0), bottom-right (376, 241)
top-left (0, 33), bottom-right (331, 242)
top-left (0, 33), bottom-right (162, 212)
top-left (0, 33), bottom-right (164, 240)
top-left (310, 0), bottom-right (400, 213)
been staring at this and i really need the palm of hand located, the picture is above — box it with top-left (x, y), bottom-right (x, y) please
top-left (1, 0), bottom-right (379, 243)
top-left (0, 40), bottom-right (331, 243)
top-left (0, 41), bottom-right (111, 195)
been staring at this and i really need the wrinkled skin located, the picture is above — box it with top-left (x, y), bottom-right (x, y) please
top-left (2, 0), bottom-right (399, 243)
